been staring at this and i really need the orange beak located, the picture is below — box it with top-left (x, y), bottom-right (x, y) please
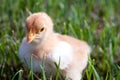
top-left (27, 33), bottom-right (35, 43)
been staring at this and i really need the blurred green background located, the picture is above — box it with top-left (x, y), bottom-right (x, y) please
top-left (0, 0), bottom-right (120, 80)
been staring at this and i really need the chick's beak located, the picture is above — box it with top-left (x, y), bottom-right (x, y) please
top-left (27, 33), bottom-right (35, 43)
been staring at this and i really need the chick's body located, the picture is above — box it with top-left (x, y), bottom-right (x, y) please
top-left (19, 12), bottom-right (91, 80)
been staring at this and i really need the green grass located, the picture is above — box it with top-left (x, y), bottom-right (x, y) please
top-left (0, 0), bottom-right (120, 80)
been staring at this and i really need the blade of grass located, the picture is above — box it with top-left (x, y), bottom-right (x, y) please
top-left (41, 57), bottom-right (46, 80)
top-left (28, 56), bottom-right (34, 80)
top-left (55, 58), bottom-right (61, 80)
top-left (11, 69), bottom-right (23, 80)
top-left (18, 70), bottom-right (22, 80)
top-left (88, 58), bottom-right (101, 80)
top-left (69, 23), bottom-right (78, 38)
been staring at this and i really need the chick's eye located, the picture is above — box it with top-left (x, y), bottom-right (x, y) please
top-left (40, 27), bottom-right (44, 32)
top-left (36, 27), bottom-right (45, 34)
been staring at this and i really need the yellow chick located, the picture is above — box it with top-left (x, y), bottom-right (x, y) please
top-left (19, 12), bottom-right (91, 80)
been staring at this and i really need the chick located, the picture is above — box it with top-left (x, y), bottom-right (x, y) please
top-left (19, 12), bottom-right (91, 80)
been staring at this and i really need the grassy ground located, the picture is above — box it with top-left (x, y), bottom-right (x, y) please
top-left (0, 0), bottom-right (120, 80)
